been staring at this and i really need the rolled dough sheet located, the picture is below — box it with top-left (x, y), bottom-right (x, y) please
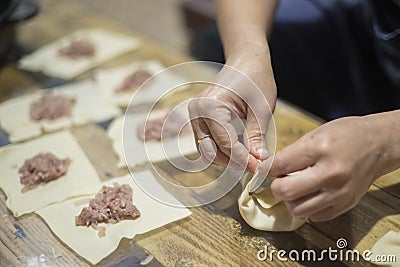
top-left (95, 60), bottom-right (181, 107)
top-left (18, 28), bottom-right (140, 79)
top-left (107, 109), bottom-right (197, 168)
top-left (36, 172), bottom-right (192, 265)
top-left (0, 80), bottom-right (121, 143)
top-left (370, 230), bottom-right (400, 266)
top-left (0, 131), bottom-right (102, 217)
top-left (238, 173), bottom-right (305, 232)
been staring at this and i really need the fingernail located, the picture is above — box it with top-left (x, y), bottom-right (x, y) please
top-left (199, 138), bottom-right (217, 162)
top-left (256, 148), bottom-right (269, 158)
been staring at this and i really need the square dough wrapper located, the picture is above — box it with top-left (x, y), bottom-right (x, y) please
top-left (95, 60), bottom-right (185, 107)
top-left (18, 28), bottom-right (140, 79)
top-left (107, 108), bottom-right (197, 168)
top-left (370, 230), bottom-right (400, 266)
top-left (36, 172), bottom-right (192, 265)
top-left (0, 80), bottom-right (121, 143)
top-left (0, 131), bottom-right (102, 216)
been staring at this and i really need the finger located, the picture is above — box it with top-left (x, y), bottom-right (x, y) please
top-left (189, 96), bottom-right (257, 171)
top-left (308, 192), bottom-right (358, 222)
top-left (271, 167), bottom-right (323, 201)
top-left (287, 191), bottom-right (333, 219)
top-left (204, 117), bottom-right (258, 171)
top-left (269, 139), bottom-right (317, 177)
top-left (188, 111), bottom-right (219, 162)
top-left (188, 98), bottom-right (208, 141)
top-left (188, 113), bottom-right (209, 145)
top-left (245, 107), bottom-right (270, 160)
top-left (189, 109), bottom-right (243, 169)
top-left (308, 206), bottom-right (347, 222)
top-left (255, 156), bottom-right (274, 176)
top-left (198, 137), bottom-right (243, 169)
top-left (197, 136), bottom-right (217, 163)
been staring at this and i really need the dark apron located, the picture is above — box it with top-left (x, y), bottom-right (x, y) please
top-left (268, 0), bottom-right (400, 119)
top-left (368, 0), bottom-right (400, 91)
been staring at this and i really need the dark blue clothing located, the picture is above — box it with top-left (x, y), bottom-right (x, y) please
top-left (191, 0), bottom-right (400, 120)
top-left (370, 0), bottom-right (400, 89)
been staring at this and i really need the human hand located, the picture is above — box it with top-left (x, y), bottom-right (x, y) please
top-left (189, 51), bottom-right (277, 172)
top-left (268, 116), bottom-right (394, 222)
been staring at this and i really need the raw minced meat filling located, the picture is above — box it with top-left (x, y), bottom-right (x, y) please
top-left (114, 69), bottom-right (152, 93)
top-left (58, 39), bottom-right (96, 59)
top-left (75, 183), bottom-right (140, 237)
top-left (137, 112), bottom-right (190, 141)
top-left (30, 92), bottom-right (76, 121)
top-left (19, 152), bottom-right (71, 192)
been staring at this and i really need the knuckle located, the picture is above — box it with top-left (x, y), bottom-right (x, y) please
top-left (322, 162), bottom-right (352, 185)
top-left (340, 186), bottom-right (351, 197)
top-left (217, 134), bottom-right (233, 149)
top-left (333, 162), bottom-right (351, 179)
top-left (189, 98), bottom-right (211, 116)
top-left (248, 129), bottom-right (267, 143)
top-left (196, 97), bottom-right (218, 113)
top-left (312, 134), bottom-right (334, 154)
top-left (218, 141), bottom-right (232, 153)
top-left (273, 181), bottom-right (295, 201)
top-left (272, 154), bottom-right (286, 174)
top-left (196, 99), bottom-right (209, 112)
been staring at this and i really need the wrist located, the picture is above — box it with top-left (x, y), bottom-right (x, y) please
top-left (225, 46), bottom-right (277, 110)
top-left (225, 40), bottom-right (270, 65)
top-left (364, 110), bottom-right (400, 177)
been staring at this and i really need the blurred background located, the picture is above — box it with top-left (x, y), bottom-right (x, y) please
top-left (68, 0), bottom-right (217, 56)
top-left (69, 0), bottom-right (191, 54)
top-left (3, 0), bottom-right (399, 120)
top-left (0, 0), bottom-right (217, 67)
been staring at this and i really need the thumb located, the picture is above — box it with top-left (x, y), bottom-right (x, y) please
top-left (245, 107), bottom-right (270, 160)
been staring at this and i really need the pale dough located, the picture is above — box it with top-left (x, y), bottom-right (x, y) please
top-left (18, 28), bottom-right (140, 79)
top-left (370, 231), bottom-right (400, 266)
top-left (0, 131), bottom-right (102, 217)
top-left (107, 108), bottom-right (197, 168)
top-left (36, 172), bottom-right (192, 265)
top-left (95, 60), bottom-right (182, 107)
top-left (238, 174), bottom-right (305, 231)
top-left (0, 80), bottom-right (121, 143)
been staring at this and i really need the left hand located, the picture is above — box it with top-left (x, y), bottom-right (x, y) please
top-left (268, 116), bottom-right (390, 222)
top-left (188, 49), bottom-right (277, 173)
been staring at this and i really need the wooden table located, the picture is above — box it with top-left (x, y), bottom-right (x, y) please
top-left (0, 1), bottom-right (399, 266)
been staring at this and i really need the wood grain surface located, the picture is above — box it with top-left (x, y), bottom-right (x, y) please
top-left (0, 1), bottom-right (399, 266)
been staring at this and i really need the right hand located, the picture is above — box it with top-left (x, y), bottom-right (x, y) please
top-left (188, 50), bottom-right (277, 172)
